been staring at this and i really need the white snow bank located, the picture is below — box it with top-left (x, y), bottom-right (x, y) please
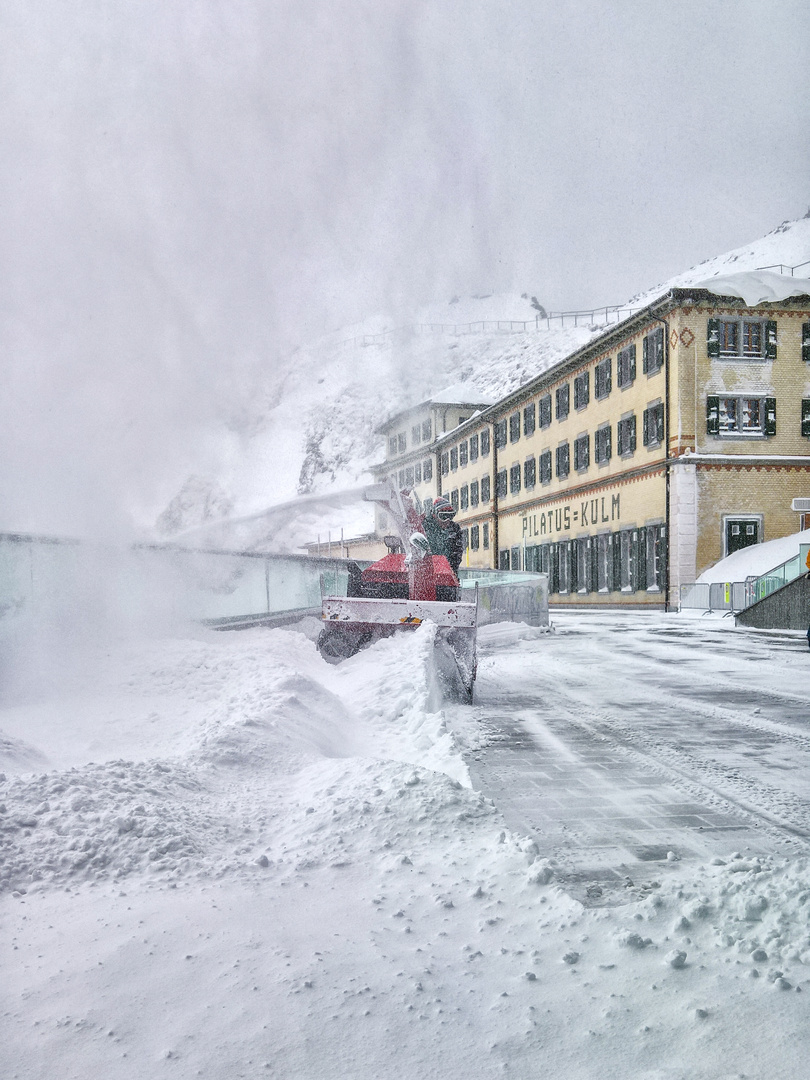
top-left (697, 528), bottom-right (810, 583)
top-left (690, 270), bottom-right (810, 306)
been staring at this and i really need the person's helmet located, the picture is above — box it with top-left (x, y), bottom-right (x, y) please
top-left (433, 496), bottom-right (456, 521)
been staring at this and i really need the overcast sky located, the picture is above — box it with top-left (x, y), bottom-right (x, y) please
top-left (1, 0), bottom-right (808, 531)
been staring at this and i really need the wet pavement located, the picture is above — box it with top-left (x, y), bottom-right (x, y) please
top-left (460, 613), bottom-right (810, 904)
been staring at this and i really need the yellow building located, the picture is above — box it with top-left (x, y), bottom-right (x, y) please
top-left (376, 281), bottom-right (810, 608)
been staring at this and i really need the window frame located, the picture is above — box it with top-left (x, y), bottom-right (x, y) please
top-left (523, 403), bottom-right (536, 437)
top-left (617, 343), bottom-right (636, 389)
top-left (573, 371), bottom-right (590, 410)
top-left (555, 384), bottom-right (570, 421)
top-left (594, 424), bottom-right (612, 464)
top-left (594, 356), bottom-right (612, 400)
top-left (538, 394), bottom-right (552, 429)
top-left (573, 433), bottom-right (590, 472)
top-left (555, 442), bottom-right (570, 480)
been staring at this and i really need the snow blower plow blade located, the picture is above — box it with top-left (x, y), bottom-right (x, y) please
top-left (318, 595), bottom-right (478, 702)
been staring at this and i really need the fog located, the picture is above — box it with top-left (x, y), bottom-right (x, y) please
top-left (1, 0), bottom-right (808, 536)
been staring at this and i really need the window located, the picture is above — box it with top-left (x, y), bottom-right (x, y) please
top-left (511, 546), bottom-right (522, 571)
top-left (619, 529), bottom-right (637, 591)
top-left (596, 533), bottom-right (613, 592)
top-left (422, 418), bottom-right (432, 441)
top-left (405, 466), bottom-right (414, 487)
top-left (706, 396), bottom-right (775, 437)
top-left (642, 327), bottom-right (664, 374)
top-left (574, 371), bottom-right (589, 410)
top-left (496, 469), bottom-right (508, 498)
top-left (461, 528), bottom-right (469, 551)
top-left (397, 433), bottom-right (407, 453)
top-left (509, 463), bottom-right (521, 494)
top-left (646, 525), bottom-right (666, 590)
top-left (411, 424), bottom-right (422, 446)
top-left (617, 344), bottom-right (636, 388)
top-left (494, 419), bottom-right (507, 450)
top-left (458, 415), bottom-right (470, 425)
top-left (450, 447), bottom-right (458, 471)
top-left (539, 449), bottom-right (552, 484)
top-left (470, 524), bottom-right (480, 550)
top-left (558, 542), bottom-right (571, 593)
top-left (595, 357), bottom-right (612, 400)
top-left (509, 412), bottom-right (521, 443)
top-left (539, 394), bottom-right (552, 428)
top-left (414, 462), bottom-right (422, 484)
top-left (642, 402), bottom-right (665, 447)
top-left (459, 440), bottom-right (468, 467)
top-left (388, 436), bottom-right (397, 456)
top-left (574, 537), bottom-right (592, 593)
top-left (460, 484), bottom-right (469, 510)
top-left (555, 442), bottom-right (570, 479)
top-left (483, 522), bottom-right (490, 549)
top-left (725, 518), bottom-right (760, 556)
top-left (803, 323), bottom-right (810, 363)
top-left (450, 489), bottom-right (459, 511)
top-left (617, 414), bottom-right (637, 456)
top-left (802, 399), bottom-right (810, 438)
top-left (423, 457), bottom-right (433, 482)
top-left (708, 318), bottom-right (776, 360)
top-left (524, 456), bottom-right (536, 489)
top-left (480, 429), bottom-right (491, 456)
top-left (595, 424), bottom-right (612, 464)
top-left (555, 384), bottom-right (570, 421)
top-left (441, 452), bottom-right (449, 476)
top-left (524, 403), bottom-right (536, 437)
top-left (573, 434), bottom-right (590, 472)
top-left (469, 433), bottom-right (479, 461)
top-left (398, 470), bottom-right (405, 487)
top-left (470, 479), bottom-right (479, 506)
top-left (481, 475), bottom-right (491, 502)
top-left (499, 549), bottom-right (510, 570)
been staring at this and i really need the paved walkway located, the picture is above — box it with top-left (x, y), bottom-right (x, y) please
top-left (462, 615), bottom-right (810, 904)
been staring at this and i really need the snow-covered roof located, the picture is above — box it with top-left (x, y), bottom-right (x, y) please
top-left (429, 383), bottom-right (495, 406)
top-left (689, 270), bottom-right (810, 306)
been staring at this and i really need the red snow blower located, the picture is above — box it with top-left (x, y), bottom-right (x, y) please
top-left (317, 484), bottom-right (478, 702)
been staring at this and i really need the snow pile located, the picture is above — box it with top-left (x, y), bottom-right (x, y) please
top-left (697, 528), bottom-right (810, 583)
top-left (690, 270), bottom-right (810, 306)
top-left (3, 617), bottom-right (810, 1078)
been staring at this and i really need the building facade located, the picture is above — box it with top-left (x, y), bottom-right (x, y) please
top-left (375, 285), bottom-right (810, 608)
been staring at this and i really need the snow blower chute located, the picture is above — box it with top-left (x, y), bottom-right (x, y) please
top-left (317, 484), bottom-right (478, 702)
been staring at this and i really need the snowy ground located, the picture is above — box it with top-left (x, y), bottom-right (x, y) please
top-left (2, 612), bottom-right (810, 1079)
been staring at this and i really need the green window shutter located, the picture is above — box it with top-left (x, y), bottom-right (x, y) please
top-left (801, 400), bottom-right (810, 438)
top-left (629, 414), bottom-right (637, 452)
top-left (765, 321), bottom-right (778, 360)
top-left (629, 344), bottom-right (636, 381)
top-left (642, 408), bottom-right (650, 446)
top-left (802, 323), bottom-right (810, 364)
top-left (706, 396), bottom-right (720, 435)
top-left (611, 532), bottom-right (622, 591)
top-left (636, 527), bottom-right (647, 591)
top-left (707, 318), bottom-right (720, 358)
top-left (642, 335), bottom-right (649, 374)
top-left (656, 403), bottom-right (665, 444)
top-left (764, 397), bottom-right (776, 436)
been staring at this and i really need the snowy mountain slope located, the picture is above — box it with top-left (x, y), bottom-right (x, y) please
top-left (155, 216), bottom-right (810, 551)
top-left (629, 214), bottom-right (810, 307)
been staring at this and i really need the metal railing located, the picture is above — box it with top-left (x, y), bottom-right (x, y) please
top-left (753, 259), bottom-right (810, 277)
top-left (679, 544), bottom-right (810, 613)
